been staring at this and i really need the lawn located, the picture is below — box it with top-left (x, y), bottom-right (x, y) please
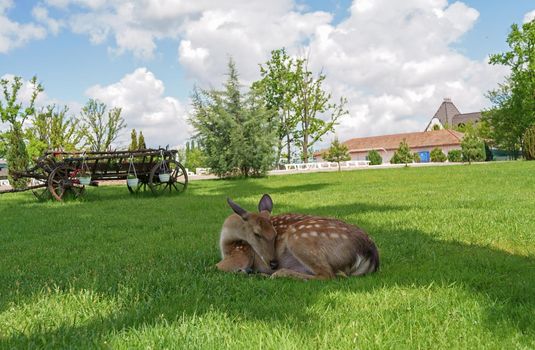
top-left (1, 162), bottom-right (534, 349)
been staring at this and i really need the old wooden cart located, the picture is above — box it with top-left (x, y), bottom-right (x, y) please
top-left (2, 148), bottom-right (188, 201)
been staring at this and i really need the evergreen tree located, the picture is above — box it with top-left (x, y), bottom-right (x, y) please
top-left (391, 139), bottom-right (413, 166)
top-left (129, 129), bottom-right (138, 151)
top-left (138, 131), bottom-right (146, 149)
top-left (190, 58), bottom-right (276, 177)
top-left (323, 138), bottom-right (350, 171)
top-left (461, 131), bottom-right (486, 164)
top-left (367, 150), bottom-right (382, 165)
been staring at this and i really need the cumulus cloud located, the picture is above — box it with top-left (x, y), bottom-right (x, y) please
top-left (85, 68), bottom-right (190, 148)
top-left (524, 9), bottom-right (535, 23)
top-left (4, 0), bottom-right (512, 147)
top-left (0, 0), bottom-right (47, 53)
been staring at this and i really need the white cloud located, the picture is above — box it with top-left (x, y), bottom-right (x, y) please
top-left (85, 68), bottom-right (190, 148)
top-left (32, 5), bottom-right (63, 35)
top-left (0, 0), bottom-right (47, 53)
top-left (524, 9), bottom-right (535, 23)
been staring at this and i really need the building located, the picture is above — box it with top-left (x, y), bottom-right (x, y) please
top-left (315, 129), bottom-right (464, 164)
top-left (425, 98), bottom-right (481, 131)
top-left (0, 159), bottom-right (8, 186)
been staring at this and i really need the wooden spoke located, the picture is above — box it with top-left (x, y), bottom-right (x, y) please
top-left (148, 160), bottom-right (188, 196)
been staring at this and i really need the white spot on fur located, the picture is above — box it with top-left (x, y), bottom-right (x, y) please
top-left (320, 233), bottom-right (327, 237)
top-left (314, 224), bottom-right (321, 228)
top-left (301, 232), bottom-right (309, 238)
top-left (298, 225), bottom-right (305, 229)
top-left (309, 231), bottom-right (318, 237)
top-left (330, 233), bottom-right (340, 238)
top-left (341, 234), bottom-right (348, 239)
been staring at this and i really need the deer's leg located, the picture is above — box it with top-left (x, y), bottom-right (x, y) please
top-left (271, 268), bottom-right (318, 280)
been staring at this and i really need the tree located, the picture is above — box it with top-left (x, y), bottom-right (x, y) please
top-left (447, 150), bottom-right (463, 162)
top-left (323, 138), bottom-right (350, 171)
top-left (413, 152), bottom-right (421, 163)
top-left (26, 105), bottom-right (83, 159)
top-left (367, 150), bottom-right (382, 165)
top-left (461, 131), bottom-right (486, 164)
top-left (0, 76), bottom-right (43, 189)
top-left (138, 131), bottom-right (146, 150)
top-left (129, 129), bottom-right (138, 151)
top-left (391, 139), bottom-right (413, 165)
top-left (189, 58), bottom-right (276, 177)
top-left (253, 48), bottom-right (299, 165)
top-left (430, 147), bottom-right (447, 162)
top-left (0, 132), bottom-right (8, 158)
top-left (484, 19), bottom-right (535, 159)
top-left (293, 56), bottom-right (348, 163)
top-left (80, 99), bottom-right (126, 151)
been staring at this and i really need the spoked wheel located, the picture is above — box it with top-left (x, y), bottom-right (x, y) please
top-left (127, 176), bottom-right (150, 194)
top-left (47, 164), bottom-right (86, 201)
top-left (148, 160), bottom-right (188, 196)
top-left (32, 187), bottom-right (51, 201)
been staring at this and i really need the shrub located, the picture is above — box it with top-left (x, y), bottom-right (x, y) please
top-left (461, 132), bottom-right (485, 164)
top-left (323, 138), bottom-right (351, 171)
top-left (448, 150), bottom-right (463, 162)
top-left (413, 152), bottom-right (421, 163)
top-left (367, 150), bottom-right (382, 165)
top-left (391, 140), bottom-right (413, 165)
top-left (430, 148), bottom-right (447, 162)
top-left (523, 125), bottom-right (535, 160)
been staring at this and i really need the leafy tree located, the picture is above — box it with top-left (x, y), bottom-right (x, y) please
top-left (391, 139), bottom-right (413, 166)
top-left (484, 19), bottom-right (535, 159)
top-left (447, 150), bottom-right (463, 162)
top-left (80, 99), bottom-right (126, 151)
top-left (430, 147), bottom-right (447, 162)
top-left (293, 57), bottom-right (348, 163)
top-left (323, 138), bottom-right (350, 171)
top-left (129, 129), bottom-right (138, 151)
top-left (413, 152), bottom-right (421, 163)
top-left (190, 58), bottom-right (276, 177)
top-left (254, 48), bottom-right (300, 166)
top-left (461, 131), bottom-right (486, 164)
top-left (367, 150), bottom-right (382, 165)
top-left (0, 76), bottom-right (43, 188)
top-left (0, 132), bottom-right (7, 158)
top-left (138, 131), bottom-right (146, 149)
top-left (26, 105), bottom-right (82, 159)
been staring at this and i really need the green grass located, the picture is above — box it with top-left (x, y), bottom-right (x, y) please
top-left (1, 162), bottom-right (534, 349)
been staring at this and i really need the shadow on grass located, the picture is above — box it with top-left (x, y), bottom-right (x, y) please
top-left (1, 197), bottom-right (534, 347)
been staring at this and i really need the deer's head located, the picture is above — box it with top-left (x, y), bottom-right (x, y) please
top-left (225, 194), bottom-right (278, 270)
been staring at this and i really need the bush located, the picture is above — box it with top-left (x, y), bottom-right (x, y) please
top-left (448, 150), bottom-right (463, 162)
top-left (461, 132), bottom-right (486, 164)
top-left (523, 125), bottom-right (535, 160)
top-left (430, 147), bottom-right (447, 162)
top-left (367, 150), bottom-right (382, 165)
top-left (391, 139), bottom-right (413, 165)
top-left (413, 152), bottom-right (421, 163)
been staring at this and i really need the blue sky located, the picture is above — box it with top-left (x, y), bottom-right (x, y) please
top-left (1, 0), bottom-right (534, 147)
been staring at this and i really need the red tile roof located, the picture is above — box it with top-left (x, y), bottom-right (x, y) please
top-left (318, 129), bottom-right (464, 155)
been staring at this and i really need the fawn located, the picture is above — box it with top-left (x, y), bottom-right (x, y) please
top-left (217, 194), bottom-right (379, 280)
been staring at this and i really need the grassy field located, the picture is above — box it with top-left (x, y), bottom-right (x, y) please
top-left (0, 162), bottom-right (534, 349)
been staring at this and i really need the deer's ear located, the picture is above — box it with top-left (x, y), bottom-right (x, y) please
top-left (258, 194), bottom-right (273, 213)
top-left (227, 198), bottom-right (249, 220)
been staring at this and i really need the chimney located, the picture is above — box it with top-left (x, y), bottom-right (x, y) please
top-left (444, 97), bottom-right (452, 102)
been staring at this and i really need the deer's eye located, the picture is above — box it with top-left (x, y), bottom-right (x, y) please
top-left (254, 232), bottom-right (262, 238)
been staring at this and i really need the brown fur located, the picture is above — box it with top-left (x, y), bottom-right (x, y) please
top-left (217, 196), bottom-right (380, 280)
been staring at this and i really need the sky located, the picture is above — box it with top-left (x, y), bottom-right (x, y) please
top-left (1, 0), bottom-right (534, 149)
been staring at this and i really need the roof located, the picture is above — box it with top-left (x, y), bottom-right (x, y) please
top-left (433, 98), bottom-right (460, 126)
top-left (452, 112), bottom-right (482, 126)
top-left (318, 129), bottom-right (464, 155)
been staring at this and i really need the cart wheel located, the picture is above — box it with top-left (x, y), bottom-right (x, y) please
top-left (148, 160), bottom-right (188, 196)
top-left (127, 177), bottom-right (149, 194)
top-left (32, 187), bottom-right (51, 201)
top-left (48, 164), bottom-right (86, 201)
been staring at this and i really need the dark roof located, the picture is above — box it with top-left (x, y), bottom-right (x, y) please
top-left (316, 129), bottom-right (464, 156)
top-left (433, 98), bottom-right (460, 126)
top-left (452, 112), bottom-right (482, 126)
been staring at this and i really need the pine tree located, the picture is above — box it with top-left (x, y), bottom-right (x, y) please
top-left (190, 58), bottom-right (276, 177)
top-left (129, 129), bottom-right (138, 151)
top-left (138, 131), bottom-right (146, 150)
top-left (323, 138), bottom-right (350, 171)
top-left (391, 139), bottom-right (413, 166)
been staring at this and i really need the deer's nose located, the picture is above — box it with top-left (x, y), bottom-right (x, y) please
top-left (269, 260), bottom-right (279, 270)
